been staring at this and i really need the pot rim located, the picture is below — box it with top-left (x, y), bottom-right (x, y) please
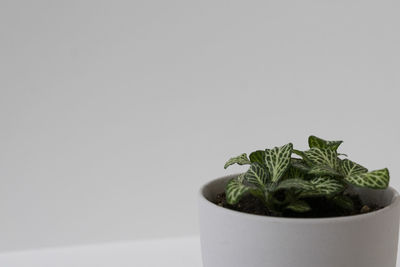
top-left (199, 174), bottom-right (400, 224)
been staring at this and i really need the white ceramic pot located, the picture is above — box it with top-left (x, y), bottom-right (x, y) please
top-left (199, 174), bottom-right (400, 267)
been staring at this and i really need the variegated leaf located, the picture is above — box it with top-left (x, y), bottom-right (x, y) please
top-left (290, 158), bottom-right (311, 173)
top-left (300, 176), bottom-right (345, 197)
top-left (274, 179), bottom-right (314, 191)
top-left (308, 165), bottom-right (342, 177)
top-left (304, 147), bottom-right (340, 169)
top-left (344, 168), bottom-right (390, 189)
top-left (224, 153), bottom-right (251, 169)
top-left (244, 163), bottom-right (268, 188)
top-left (265, 143), bottom-right (293, 182)
top-left (286, 200), bottom-right (311, 212)
top-left (303, 147), bottom-right (341, 176)
top-left (249, 150), bottom-right (265, 165)
top-left (237, 172), bottom-right (246, 182)
top-left (341, 159), bottom-right (368, 177)
top-left (225, 175), bottom-right (251, 205)
top-left (308, 135), bottom-right (343, 150)
top-left (285, 166), bottom-right (306, 179)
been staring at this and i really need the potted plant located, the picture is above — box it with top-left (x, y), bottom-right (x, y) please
top-left (198, 136), bottom-right (400, 267)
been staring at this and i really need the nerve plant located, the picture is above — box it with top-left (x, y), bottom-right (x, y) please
top-left (224, 136), bottom-right (390, 214)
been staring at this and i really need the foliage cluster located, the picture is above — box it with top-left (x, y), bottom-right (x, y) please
top-left (224, 136), bottom-right (389, 214)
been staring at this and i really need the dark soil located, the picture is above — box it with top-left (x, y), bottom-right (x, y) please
top-left (215, 192), bottom-right (382, 218)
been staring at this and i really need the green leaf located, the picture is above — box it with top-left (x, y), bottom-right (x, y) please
top-left (225, 175), bottom-right (251, 205)
top-left (286, 200), bottom-right (311, 212)
top-left (265, 143), bottom-right (293, 182)
top-left (285, 166), bottom-right (306, 180)
top-left (303, 147), bottom-right (342, 176)
top-left (304, 147), bottom-right (340, 169)
top-left (341, 159), bottom-right (389, 189)
top-left (300, 176), bottom-right (345, 197)
top-left (244, 163), bottom-right (268, 188)
top-left (249, 187), bottom-right (265, 200)
top-left (341, 159), bottom-right (368, 177)
top-left (344, 168), bottom-right (390, 189)
top-left (249, 150), bottom-right (265, 165)
top-left (308, 165), bottom-right (342, 177)
top-left (308, 135), bottom-right (343, 150)
top-left (292, 149), bottom-right (305, 157)
top-left (290, 158), bottom-right (311, 173)
top-left (274, 178), bottom-right (314, 191)
top-left (332, 195), bottom-right (354, 211)
top-left (224, 153), bottom-right (251, 169)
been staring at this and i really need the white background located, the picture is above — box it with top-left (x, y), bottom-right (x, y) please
top-left (0, 0), bottom-right (399, 252)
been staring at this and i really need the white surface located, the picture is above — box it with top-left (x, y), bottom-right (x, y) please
top-left (0, 237), bottom-right (202, 267)
top-left (0, 235), bottom-right (399, 267)
top-left (1, 0), bottom-right (400, 251)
